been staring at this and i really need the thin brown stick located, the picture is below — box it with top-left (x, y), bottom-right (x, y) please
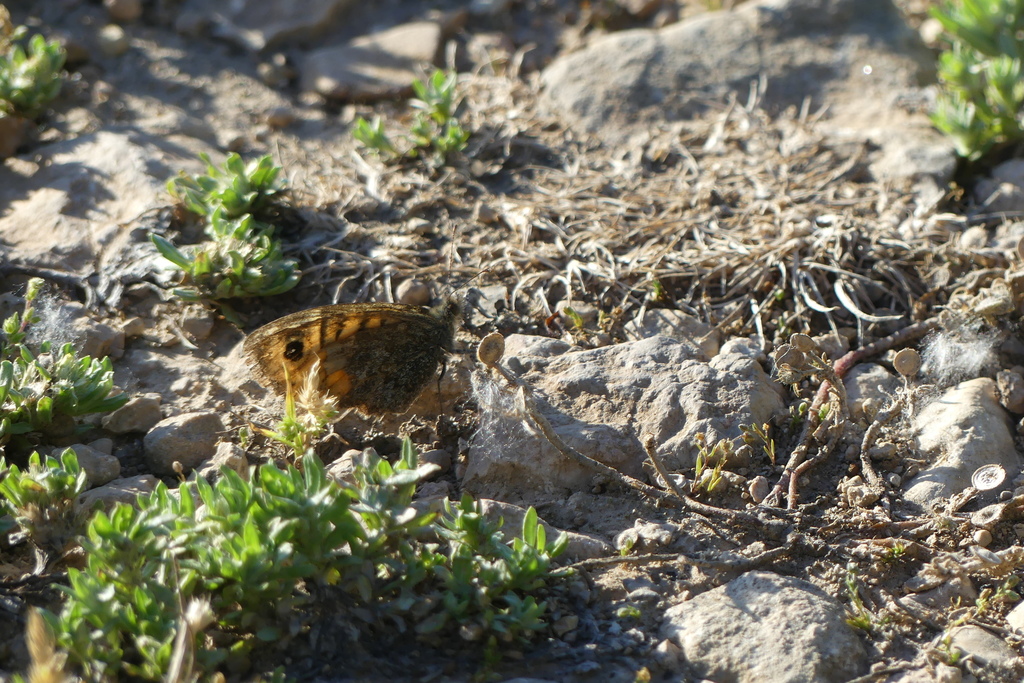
top-left (481, 356), bottom-right (789, 538)
top-left (571, 534), bottom-right (797, 572)
top-left (764, 320), bottom-right (936, 508)
top-left (644, 438), bottom-right (788, 538)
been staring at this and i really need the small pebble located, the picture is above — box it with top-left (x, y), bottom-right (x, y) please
top-left (266, 107), bottom-right (295, 129)
top-left (181, 309), bottom-right (214, 341)
top-left (405, 218), bottom-right (433, 235)
top-left (886, 473), bottom-right (901, 487)
top-left (418, 448), bottom-right (451, 475)
top-left (396, 279), bottom-right (431, 306)
top-left (971, 545), bottom-right (1002, 565)
top-left (121, 317), bottom-right (147, 337)
top-left (974, 529), bottom-right (993, 547)
top-left (98, 24), bottom-right (129, 57)
top-left (552, 614), bottom-right (578, 637)
top-left (748, 475), bottom-right (769, 504)
top-left (476, 202), bottom-right (499, 224)
top-left (257, 54), bottom-right (293, 88)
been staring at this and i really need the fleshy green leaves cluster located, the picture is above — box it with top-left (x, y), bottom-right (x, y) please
top-left (931, 0), bottom-right (1024, 159)
top-left (151, 153), bottom-right (299, 316)
top-left (31, 442), bottom-right (568, 681)
top-left (0, 23), bottom-right (65, 119)
top-left (167, 152), bottom-right (283, 219)
top-left (0, 448), bottom-right (87, 557)
top-left (0, 279), bottom-right (126, 449)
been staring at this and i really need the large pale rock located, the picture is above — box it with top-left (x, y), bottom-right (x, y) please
top-left (945, 625), bottom-right (1023, 680)
top-left (624, 309), bottom-right (719, 357)
top-left (115, 347), bottom-right (240, 412)
top-left (904, 378), bottom-right (1023, 507)
top-left (540, 0), bottom-right (953, 185)
top-left (144, 411), bottom-right (229, 475)
top-left (844, 362), bottom-right (898, 420)
top-left (464, 335), bottom-right (785, 501)
top-left (661, 571), bottom-right (866, 683)
top-left (301, 21), bottom-right (443, 101)
top-left (0, 131), bottom-right (194, 272)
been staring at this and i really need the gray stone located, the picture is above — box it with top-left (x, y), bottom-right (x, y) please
top-left (73, 318), bottom-right (125, 360)
top-left (396, 279), bottom-right (431, 307)
top-left (540, 0), bottom-right (953, 185)
top-left (102, 393), bottom-right (163, 434)
top-left (946, 625), bottom-right (1023, 678)
top-left (0, 115), bottom-right (31, 159)
top-left (890, 663), bottom-right (962, 683)
top-left (661, 571), bottom-right (866, 682)
top-left (104, 0), bottom-right (142, 23)
top-left (195, 441), bottom-right (248, 482)
top-left (115, 347), bottom-right (238, 412)
top-left (77, 474), bottom-right (158, 513)
top-left (54, 443), bottom-right (120, 487)
top-left (624, 308), bottom-right (719, 357)
top-left (479, 498), bottom-right (612, 561)
top-left (301, 22), bottom-right (442, 101)
top-left (905, 379), bottom-right (1023, 507)
top-left (844, 362), bottom-right (899, 420)
top-left (1007, 600), bottom-right (1024, 634)
top-left (973, 159), bottom-right (1024, 214)
top-left (182, 0), bottom-right (358, 50)
top-left (465, 334), bottom-right (785, 500)
top-left (997, 369), bottom-right (1024, 414)
top-left (180, 307), bottom-right (215, 342)
top-left (419, 448), bottom-right (452, 475)
top-left (326, 448), bottom-right (362, 486)
top-left (143, 411), bottom-right (228, 475)
top-left (97, 24), bottom-right (129, 57)
top-left (0, 131), bottom-right (194, 273)
top-left (87, 438), bottom-right (114, 454)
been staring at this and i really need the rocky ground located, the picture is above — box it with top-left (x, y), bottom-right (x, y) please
top-left (3, 0), bottom-right (1024, 681)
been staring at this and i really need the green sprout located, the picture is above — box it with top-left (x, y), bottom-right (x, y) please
top-left (974, 575), bottom-right (1021, 616)
top-left (256, 365), bottom-right (339, 463)
top-left (843, 563), bottom-right (874, 632)
top-left (562, 306), bottom-right (585, 330)
top-left (352, 116), bottom-right (398, 159)
top-left (616, 605), bottom-right (642, 620)
top-left (152, 211), bottom-right (299, 301)
top-left (0, 25), bottom-right (65, 119)
top-left (741, 422), bottom-right (776, 465)
top-left (930, 0), bottom-right (1024, 159)
top-left (354, 69), bottom-right (470, 166)
top-left (881, 541), bottom-right (908, 565)
top-left (691, 432), bottom-right (727, 494)
top-left (650, 279), bottom-right (668, 303)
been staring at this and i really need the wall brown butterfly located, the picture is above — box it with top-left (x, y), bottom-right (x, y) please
top-left (243, 297), bottom-right (461, 415)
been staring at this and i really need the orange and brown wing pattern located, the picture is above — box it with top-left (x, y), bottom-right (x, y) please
top-left (242, 301), bottom-right (459, 415)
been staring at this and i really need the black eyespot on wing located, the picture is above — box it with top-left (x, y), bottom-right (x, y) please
top-left (284, 339), bottom-right (304, 361)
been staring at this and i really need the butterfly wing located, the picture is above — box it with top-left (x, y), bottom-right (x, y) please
top-left (243, 303), bottom-right (456, 414)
